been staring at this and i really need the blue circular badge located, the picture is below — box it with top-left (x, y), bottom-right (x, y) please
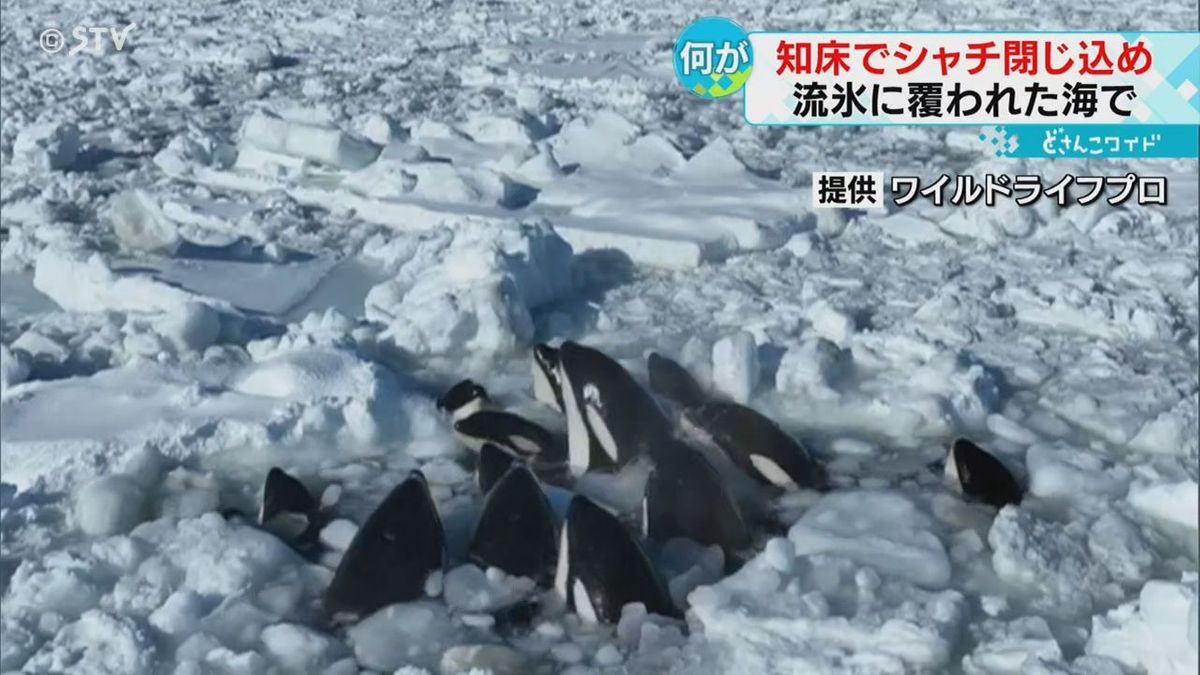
top-left (673, 17), bottom-right (753, 99)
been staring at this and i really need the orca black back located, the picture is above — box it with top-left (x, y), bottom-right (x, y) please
top-left (688, 401), bottom-right (828, 491)
top-left (477, 443), bottom-right (519, 494)
top-left (454, 410), bottom-right (563, 461)
top-left (646, 352), bottom-right (707, 409)
top-left (644, 440), bottom-right (751, 556)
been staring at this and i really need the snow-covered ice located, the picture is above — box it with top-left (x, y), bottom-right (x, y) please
top-left (789, 490), bottom-right (952, 589)
top-left (239, 111), bottom-right (381, 171)
top-left (1087, 575), bottom-right (1200, 675)
top-left (685, 538), bottom-right (965, 672)
top-left (72, 474), bottom-right (148, 537)
top-left (1, 0), bottom-right (1197, 672)
top-left (11, 121), bottom-right (80, 173)
top-left (711, 331), bottom-right (759, 403)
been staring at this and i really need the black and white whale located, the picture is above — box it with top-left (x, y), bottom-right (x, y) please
top-left (643, 440), bottom-right (751, 557)
top-left (468, 464), bottom-right (559, 586)
top-left (437, 379), bottom-right (493, 422)
top-left (437, 378), bottom-right (569, 484)
top-left (646, 352), bottom-right (828, 492)
top-left (646, 351), bottom-right (707, 410)
top-left (477, 442), bottom-right (520, 494)
top-left (533, 342), bottom-right (608, 475)
top-left (453, 411), bottom-right (566, 465)
top-left (477, 443), bottom-right (578, 526)
top-left (259, 467), bottom-right (323, 546)
top-left (531, 344), bottom-right (565, 413)
top-left (554, 495), bottom-right (679, 624)
top-left (324, 470), bottom-right (445, 621)
top-left (944, 438), bottom-right (1023, 508)
top-left (683, 401), bottom-right (828, 491)
top-left (557, 341), bottom-right (672, 477)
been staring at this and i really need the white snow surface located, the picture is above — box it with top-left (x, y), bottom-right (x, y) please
top-left (1, 0), bottom-right (1197, 673)
top-left (1087, 575), bottom-right (1200, 675)
top-left (686, 536), bottom-right (965, 673)
top-left (711, 331), bottom-right (760, 403)
top-left (789, 490), bottom-right (952, 589)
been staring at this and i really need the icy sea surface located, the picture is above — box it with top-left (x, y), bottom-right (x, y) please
top-left (1, 0), bottom-right (1197, 673)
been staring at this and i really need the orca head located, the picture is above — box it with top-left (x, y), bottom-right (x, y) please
top-left (260, 467), bottom-right (317, 526)
top-left (437, 379), bottom-right (491, 421)
top-left (532, 344), bottom-right (564, 411)
top-left (560, 495), bottom-right (678, 624)
top-left (748, 453), bottom-right (800, 491)
top-left (455, 412), bottom-right (552, 458)
top-left (643, 440), bottom-right (751, 554)
top-left (583, 382), bottom-right (621, 464)
top-left (323, 470), bottom-right (445, 621)
top-left (947, 438), bottom-right (984, 493)
top-left (696, 402), bottom-right (827, 491)
top-left (948, 438), bottom-right (1023, 509)
top-left (453, 412), bottom-right (506, 452)
top-left (468, 464), bottom-right (558, 586)
top-left (560, 341), bottom-right (670, 473)
top-left (558, 346), bottom-right (592, 477)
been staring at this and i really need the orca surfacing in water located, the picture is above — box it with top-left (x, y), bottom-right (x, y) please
top-left (684, 401), bottom-right (829, 491)
top-left (453, 410), bottom-right (564, 461)
top-left (646, 351), bottom-right (707, 410)
top-left (436, 379), bottom-right (493, 422)
top-left (324, 470), bottom-right (445, 621)
top-left (477, 442), bottom-right (520, 494)
top-left (531, 343), bottom-right (565, 412)
top-left (944, 438), bottom-right (1023, 508)
top-left (554, 495), bottom-right (679, 624)
top-left (557, 341), bottom-right (672, 477)
top-left (643, 439), bottom-right (752, 557)
top-left (645, 351), bottom-right (828, 491)
top-left (469, 464), bottom-right (559, 586)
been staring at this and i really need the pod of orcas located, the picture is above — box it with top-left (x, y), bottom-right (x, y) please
top-left (253, 341), bottom-right (1024, 629)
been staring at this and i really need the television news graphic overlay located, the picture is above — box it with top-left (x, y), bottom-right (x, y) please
top-left (811, 172), bottom-right (885, 209)
top-left (39, 24), bottom-right (137, 55)
top-left (745, 32), bottom-right (1200, 127)
top-left (674, 17), bottom-right (754, 99)
top-left (812, 172), bottom-right (1169, 208)
top-left (978, 124), bottom-right (1198, 158)
top-left (889, 172), bottom-right (1167, 207)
